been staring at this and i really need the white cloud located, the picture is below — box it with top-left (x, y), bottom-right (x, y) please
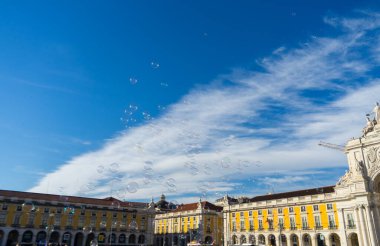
top-left (30, 11), bottom-right (380, 203)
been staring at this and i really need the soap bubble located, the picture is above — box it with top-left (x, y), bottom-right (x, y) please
top-left (109, 162), bottom-right (120, 173)
top-left (64, 206), bottom-right (75, 215)
top-left (221, 157), bottom-right (231, 168)
top-left (97, 165), bottom-right (105, 174)
top-left (142, 112), bottom-right (152, 120)
top-left (127, 182), bottom-right (139, 193)
top-left (129, 78), bottom-right (138, 85)
top-left (160, 82), bottom-right (169, 87)
top-left (22, 201), bottom-right (37, 213)
top-left (166, 178), bottom-right (176, 187)
top-left (151, 62), bottom-right (160, 69)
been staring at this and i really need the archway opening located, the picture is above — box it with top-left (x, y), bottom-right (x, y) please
top-left (290, 234), bottom-right (299, 246)
top-left (49, 231), bottom-right (60, 245)
top-left (74, 233), bottom-right (84, 246)
top-left (329, 233), bottom-right (341, 246)
top-left (62, 232), bottom-right (72, 246)
top-left (348, 233), bottom-right (359, 246)
top-left (302, 234), bottom-right (312, 246)
top-left (118, 234), bottom-right (126, 244)
top-left (316, 233), bottom-right (326, 246)
top-left (205, 236), bottom-right (213, 244)
top-left (268, 234), bottom-right (276, 246)
top-left (138, 235), bottom-right (145, 244)
top-left (6, 230), bottom-right (19, 246)
top-left (36, 231), bottom-right (47, 246)
top-left (258, 235), bottom-right (265, 245)
top-left (85, 233), bottom-right (95, 246)
top-left (232, 235), bottom-right (237, 245)
top-left (240, 235), bottom-right (246, 244)
top-left (129, 234), bottom-right (136, 244)
top-left (249, 235), bottom-right (256, 244)
top-left (22, 231), bottom-right (33, 245)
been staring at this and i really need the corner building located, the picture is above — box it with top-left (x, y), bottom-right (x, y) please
top-left (154, 200), bottom-right (223, 246)
top-left (221, 107), bottom-right (380, 246)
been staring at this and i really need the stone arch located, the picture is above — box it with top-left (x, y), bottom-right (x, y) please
top-left (347, 233), bottom-right (359, 246)
top-left (315, 233), bottom-right (326, 246)
top-left (240, 235), bottom-right (246, 244)
top-left (118, 234), bottom-right (126, 244)
top-left (85, 233), bottom-right (95, 246)
top-left (258, 234), bottom-right (265, 245)
top-left (6, 230), bottom-right (19, 246)
top-left (50, 231), bottom-right (60, 244)
top-left (173, 236), bottom-right (178, 245)
top-left (232, 235), bottom-right (237, 245)
top-left (138, 235), bottom-right (145, 244)
top-left (290, 234), bottom-right (299, 246)
top-left (268, 234), bottom-right (276, 246)
top-left (108, 233), bottom-right (116, 244)
top-left (329, 233), bottom-right (341, 246)
top-left (129, 234), bottom-right (136, 244)
top-left (280, 234), bottom-right (287, 246)
top-left (62, 231), bottom-right (72, 246)
top-left (302, 233), bottom-right (312, 246)
top-left (0, 230), bottom-right (4, 246)
top-left (74, 232), bottom-right (84, 246)
top-left (204, 236), bottom-right (213, 244)
top-left (371, 172), bottom-right (380, 192)
top-left (249, 235), bottom-right (256, 244)
top-left (35, 231), bottom-right (47, 246)
top-left (21, 230), bottom-right (33, 244)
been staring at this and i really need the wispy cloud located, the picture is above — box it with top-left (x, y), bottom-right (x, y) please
top-left (30, 11), bottom-right (380, 203)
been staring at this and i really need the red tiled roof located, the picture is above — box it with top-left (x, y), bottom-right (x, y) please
top-left (173, 201), bottom-right (223, 212)
top-left (0, 189), bottom-right (148, 208)
top-left (249, 185), bottom-right (335, 203)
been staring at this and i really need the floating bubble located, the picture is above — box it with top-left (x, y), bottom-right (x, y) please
top-left (64, 206), bottom-right (75, 215)
top-left (129, 77), bottom-right (138, 85)
top-left (166, 178), bottom-right (176, 187)
top-left (142, 112), bottom-right (152, 120)
top-left (22, 201), bottom-right (37, 213)
top-left (203, 164), bottom-right (212, 175)
top-left (223, 136), bottom-right (234, 146)
top-left (157, 105), bottom-right (166, 111)
top-left (111, 201), bottom-right (121, 209)
top-left (151, 62), bottom-right (160, 69)
top-left (129, 220), bottom-right (138, 230)
top-left (189, 166), bottom-right (199, 175)
top-left (109, 162), bottom-right (120, 173)
top-left (221, 157), bottom-right (231, 168)
top-left (127, 182), bottom-right (139, 193)
top-left (97, 165), bottom-right (105, 174)
top-left (160, 82), bottom-right (169, 87)
top-left (144, 161), bottom-right (153, 166)
top-left (167, 186), bottom-right (177, 193)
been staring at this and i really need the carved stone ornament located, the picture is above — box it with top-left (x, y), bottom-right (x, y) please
top-left (336, 170), bottom-right (353, 187)
top-left (367, 147), bottom-right (378, 164)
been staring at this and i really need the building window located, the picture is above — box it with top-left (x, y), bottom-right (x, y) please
top-left (267, 219), bottom-right (273, 229)
top-left (289, 207), bottom-right (294, 213)
top-left (67, 214), bottom-right (73, 225)
top-left (290, 217), bottom-right (296, 229)
top-left (249, 211), bottom-right (252, 216)
top-left (301, 206), bottom-right (306, 212)
top-left (54, 214), bottom-right (61, 226)
top-left (327, 204), bottom-right (333, 210)
top-left (258, 210), bottom-right (262, 215)
top-left (347, 213), bottom-right (355, 228)
top-left (232, 222), bottom-right (236, 231)
top-left (301, 216), bottom-right (308, 229)
top-left (132, 213), bottom-right (136, 219)
top-left (0, 211), bottom-right (7, 224)
top-left (2, 204), bottom-right (8, 211)
top-left (13, 213), bottom-right (21, 225)
top-left (278, 218), bottom-right (284, 229)
top-left (278, 208), bottom-right (283, 214)
top-left (258, 219), bottom-right (263, 230)
top-left (56, 208), bottom-right (62, 214)
top-left (27, 213), bottom-right (35, 225)
top-left (42, 213), bottom-right (49, 225)
top-left (102, 212), bottom-right (107, 217)
top-left (240, 220), bottom-right (245, 230)
top-left (16, 206), bottom-right (22, 211)
top-left (44, 207), bottom-right (49, 213)
top-left (328, 215), bottom-right (335, 228)
top-left (313, 205), bottom-right (319, 211)
top-left (314, 216), bottom-right (321, 228)
top-left (240, 212), bottom-right (244, 217)
top-left (268, 209), bottom-right (272, 215)
top-left (232, 213), bottom-right (235, 218)
top-left (249, 219), bottom-right (254, 230)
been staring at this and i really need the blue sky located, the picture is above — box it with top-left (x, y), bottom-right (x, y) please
top-left (1, 1), bottom-right (380, 203)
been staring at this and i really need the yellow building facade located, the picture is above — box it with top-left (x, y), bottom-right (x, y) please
top-left (154, 201), bottom-right (223, 246)
top-left (0, 190), bottom-right (156, 246)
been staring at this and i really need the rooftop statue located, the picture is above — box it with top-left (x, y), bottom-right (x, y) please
top-left (374, 102), bottom-right (380, 123)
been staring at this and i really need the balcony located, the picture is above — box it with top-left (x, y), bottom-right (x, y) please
top-left (65, 226), bottom-right (73, 230)
top-left (39, 225), bottom-right (46, 229)
top-left (232, 228), bottom-right (236, 232)
top-left (268, 227), bottom-right (274, 231)
top-left (0, 223), bottom-right (6, 227)
top-left (329, 225), bottom-right (337, 230)
top-left (25, 224), bottom-right (34, 228)
top-left (258, 227), bottom-right (264, 231)
top-left (290, 226), bottom-right (297, 230)
top-left (11, 224), bottom-right (20, 228)
top-left (302, 226), bottom-right (310, 230)
top-left (346, 224), bottom-right (356, 229)
top-left (314, 225), bottom-right (323, 230)
top-left (249, 227), bottom-right (254, 232)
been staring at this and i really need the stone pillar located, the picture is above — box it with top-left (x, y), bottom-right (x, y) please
top-left (358, 205), bottom-right (369, 245)
top-left (371, 205), bottom-right (380, 244)
top-left (326, 234), bottom-right (331, 246)
top-left (364, 204), bottom-right (377, 245)
top-left (354, 206), bottom-right (364, 246)
top-left (337, 208), bottom-right (348, 246)
top-left (286, 235), bottom-right (291, 246)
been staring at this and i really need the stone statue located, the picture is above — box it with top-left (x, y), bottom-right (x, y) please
top-left (363, 116), bottom-right (375, 136)
top-left (374, 102), bottom-right (380, 123)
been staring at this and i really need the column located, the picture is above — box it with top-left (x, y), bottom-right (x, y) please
top-left (326, 234), bottom-right (331, 246)
top-left (371, 204), bottom-right (380, 244)
top-left (286, 235), bottom-right (291, 246)
top-left (358, 205), bottom-right (369, 245)
top-left (364, 204), bottom-right (377, 245)
top-left (337, 208), bottom-right (348, 246)
top-left (354, 206), bottom-right (363, 246)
